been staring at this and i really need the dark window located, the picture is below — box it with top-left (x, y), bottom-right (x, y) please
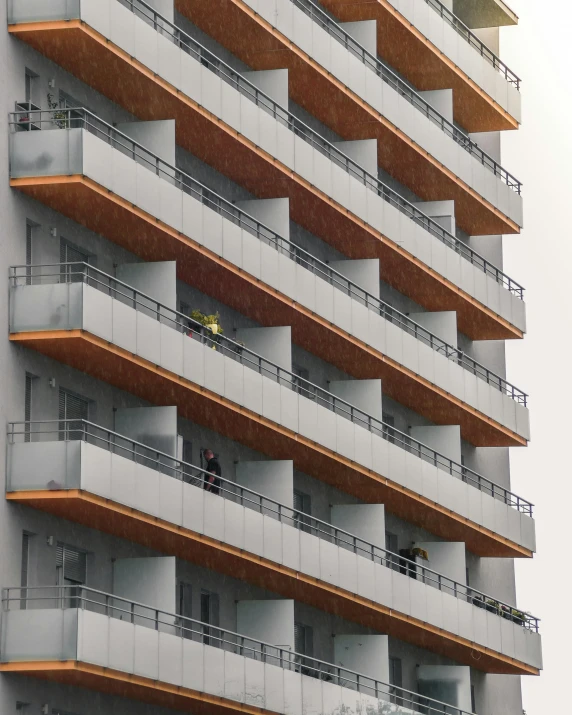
top-left (21, 532), bottom-right (31, 608)
top-left (24, 373), bottom-right (34, 442)
top-left (25, 223), bottom-right (33, 285)
top-left (389, 656), bottom-right (403, 705)
top-left (59, 388), bottom-right (89, 441)
top-left (293, 489), bottom-right (312, 533)
top-left (292, 365), bottom-right (315, 400)
top-left (294, 622), bottom-right (314, 657)
top-left (56, 543), bottom-right (87, 586)
top-left (24, 69), bottom-right (36, 102)
top-left (177, 581), bottom-right (193, 638)
top-left (200, 590), bottom-right (220, 645)
top-left (60, 239), bottom-right (90, 282)
top-left (471, 684), bottom-right (476, 713)
top-left (382, 411), bottom-right (395, 444)
top-left (385, 531), bottom-right (399, 570)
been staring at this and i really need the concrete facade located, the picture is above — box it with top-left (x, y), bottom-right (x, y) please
top-left (0, 1), bottom-right (539, 714)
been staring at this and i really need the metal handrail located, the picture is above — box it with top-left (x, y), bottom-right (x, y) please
top-left (10, 0), bottom-right (525, 296)
top-left (422, 0), bottom-right (521, 88)
top-left (292, 0), bottom-right (521, 191)
top-left (9, 262), bottom-right (534, 516)
top-left (6, 419), bottom-right (539, 631)
top-left (112, 0), bottom-right (524, 292)
top-left (1, 584), bottom-right (478, 715)
top-left (7, 108), bottom-right (528, 408)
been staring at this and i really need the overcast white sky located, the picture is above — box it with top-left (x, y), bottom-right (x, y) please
top-left (499, 0), bottom-right (571, 711)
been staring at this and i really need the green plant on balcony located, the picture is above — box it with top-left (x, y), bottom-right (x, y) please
top-left (486, 599), bottom-right (500, 615)
top-left (47, 93), bottom-right (68, 129)
top-left (189, 310), bottom-right (224, 335)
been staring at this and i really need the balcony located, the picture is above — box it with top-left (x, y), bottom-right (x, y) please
top-left (1, 585), bottom-right (502, 714)
top-left (176, 0), bottom-right (523, 235)
top-left (6, 419), bottom-right (541, 674)
top-left (8, 115), bottom-right (531, 454)
top-left (8, 263), bottom-right (535, 558)
top-left (7, 0), bottom-right (525, 298)
top-left (316, 0), bottom-right (521, 130)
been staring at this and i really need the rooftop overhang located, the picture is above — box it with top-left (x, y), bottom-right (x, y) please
top-left (11, 174), bottom-right (527, 448)
top-left (306, 0), bottom-right (519, 130)
top-left (10, 328), bottom-right (531, 558)
top-left (454, 0), bottom-right (518, 28)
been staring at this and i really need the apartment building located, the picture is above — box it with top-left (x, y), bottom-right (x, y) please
top-left (0, 1), bottom-right (541, 714)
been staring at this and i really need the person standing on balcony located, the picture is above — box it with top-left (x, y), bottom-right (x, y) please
top-left (203, 449), bottom-right (221, 495)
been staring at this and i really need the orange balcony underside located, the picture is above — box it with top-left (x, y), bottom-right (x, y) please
top-left (12, 176), bottom-right (525, 449)
top-left (0, 661), bottom-right (280, 715)
top-left (10, 329), bottom-right (530, 560)
top-left (176, 0), bottom-right (518, 236)
top-left (313, 0), bottom-right (519, 133)
top-left (10, 19), bottom-right (518, 300)
top-left (6, 490), bottom-right (537, 675)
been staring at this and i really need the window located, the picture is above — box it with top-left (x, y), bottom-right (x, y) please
top-left (16, 704), bottom-right (30, 713)
top-left (292, 365), bottom-right (315, 400)
top-left (294, 622), bottom-right (313, 657)
top-left (293, 489), bottom-right (312, 533)
top-left (385, 531), bottom-right (399, 571)
top-left (389, 656), bottom-right (403, 705)
top-left (200, 590), bottom-right (220, 645)
top-left (21, 532), bottom-right (31, 608)
top-left (382, 411), bottom-right (395, 444)
top-left (24, 68), bottom-right (37, 103)
top-left (25, 222), bottom-right (33, 285)
top-left (60, 238), bottom-right (90, 282)
top-left (56, 543), bottom-right (87, 586)
top-left (471, 685), bottom-right (476, 713)
top-left (59, 388), bottom-right (89, 440)
top-left (24, 373), bottom-right (34, 442)
top-left (178, 581), bottom-right (193, 638)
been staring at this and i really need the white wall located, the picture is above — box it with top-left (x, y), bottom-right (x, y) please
top-left (415, 541), bottom-right (467, 585)
top-left (329, 379), bottom-right (382, 420)
top-left (113, 556), bottom-right (177, 613)
top-left (116, 119), bottom-right (176, 165)
top-left (334, 634), bottom-right (389, 684)
top-left (419, 89), bottom-right (454, 123)
top-left (235, 326), bottom-right (292, 373)
top-left (115, 405), bottom-right (178, 457)
top-left (329, 258), bottom-right (380, 298)
top-left (236, 197), bottom-right (290, 240)
top-left (236, 599), bottom-right (295, 651)
top-left (339, 20), bottom-right (377, 55)
top-left (408, 310), bottom-right (458, 347)
top-left (409, 425), bottom-right (462, 464)
top-left (330, 504), bottom-right (385, 549)
top-left (417, 665), bottom-right (472, 713)
top-left (116, 260), bottom-right (177, 311)
top-left (236, 460), bottom-right (294, 509)
top-left (412, 200), bottom-right (456, 235)
top-left (333, 139), bottom-right (378, 177)
top-left (243, 69), bottom-right (289, 107)
top-left (146, 0), bottom-right (174, 24)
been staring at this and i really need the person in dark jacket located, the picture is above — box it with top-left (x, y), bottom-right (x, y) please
top-left (203, 449), bottom-right (221, 495)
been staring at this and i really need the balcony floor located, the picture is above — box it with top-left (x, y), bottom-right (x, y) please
top-left (10, 328), bottom-right (531, 560)
top-left (176, 0), bottom-right (519, 236)
top-left (11, 175), bottom-right (526, 449)
top-left (10, 17), bottom-right (518, 294)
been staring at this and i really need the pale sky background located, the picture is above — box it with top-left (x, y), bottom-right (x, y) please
top-left (500, 0), bottom-right (571, 711)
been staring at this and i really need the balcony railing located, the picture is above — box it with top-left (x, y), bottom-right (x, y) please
top-left (8, 109), bottom-right (528, 410)
top-left (113, 0), bottom-right (524, 288)
top-left (422, 0), bottom-right (521, 89)
top-left (293, 0), bottom-right (521, 191)
top-left (12, 0), bottom-right (524, 295)
top-left (9, 262), bottom-right (533, 517)
top-left (6, 419), bottom-right (539, 632)
top-left (2, 584), bottom-right (477, 715)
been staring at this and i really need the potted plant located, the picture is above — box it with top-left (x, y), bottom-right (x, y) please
top-left (188, 310), bottom-right (223, 350)
top-left (47, 93), bottom-right (68, 129)
top-left (511, 608), bottom-right (526, 627)
top-left (411, 546), bottom-right (429, 561)
top-left (485, 599), bottom-right (500, 615)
